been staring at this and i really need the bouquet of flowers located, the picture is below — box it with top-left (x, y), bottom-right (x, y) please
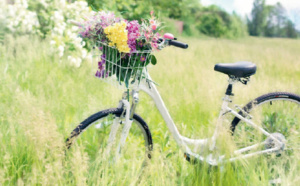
top-left (78, 11), bottom-right (161, 88)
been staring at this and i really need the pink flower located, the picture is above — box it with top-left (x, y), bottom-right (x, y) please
top-left (145, 33), bottom-right (150, 40)
top-left (151, 42), bottom-right (158, 50)
top-left (150, 11), bottom-right (154, 16)
top-left (151, 24), bottom-right (157, 30)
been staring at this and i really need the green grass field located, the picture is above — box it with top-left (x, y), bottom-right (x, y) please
top-left (0, 35), bottom-right (299, 185)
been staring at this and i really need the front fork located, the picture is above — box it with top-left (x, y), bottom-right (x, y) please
top-left (118, 90), bottom-right (140, 120)
top-left (107, 90), bottom-right (139, 160)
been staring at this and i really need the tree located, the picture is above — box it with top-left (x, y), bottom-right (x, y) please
top-left (247, 0), bottom-right (267, 36)
top-left (195, 5), bottom-right (247, 38)
top-left (197, 12), bottom-right (227, 37)
top-left (264, 3), bottom-right (287, 37)
top-left (248, 1), bottom-right (298, 38)
top-left (285, 20), bottom-right (298, 38)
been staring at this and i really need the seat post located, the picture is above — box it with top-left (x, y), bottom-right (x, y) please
top-left (225, 78), bottom-right (235, 96)
top-left (225, 84), bottom-right (233, 96)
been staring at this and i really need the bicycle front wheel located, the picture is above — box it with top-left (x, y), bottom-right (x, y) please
top-left (66, 108), bottom-right (153, 166)
top-left (231, 92), bottom-right (300, 177)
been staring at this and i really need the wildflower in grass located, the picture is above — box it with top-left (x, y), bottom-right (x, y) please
top-left (58, 45), bottom-right (64, 57)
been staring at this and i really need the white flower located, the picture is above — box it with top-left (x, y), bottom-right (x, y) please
top-left (4, 0), bottom-right (93, 64)
top-left (71, 26), bottom-right (78, 31)
top-left (68, 56), bottom-right (81, 67)
top-left (58, 45), bottom-right (64, 58)
top-left (50, 40), bottom-right (56, 45)
top-left (58, 0), bottom-right (66, 7)
top-left (85, 54), bottom-right (93, 63)
top-left (68, 56), bottom-right (76, 64)
top-left (75, 58), bottom-right (82, 67)
top-left (81, 49), bottom-right (87, 59)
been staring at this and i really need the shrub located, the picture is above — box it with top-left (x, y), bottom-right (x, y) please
top-left (1, 0), bottom-right (93, 67)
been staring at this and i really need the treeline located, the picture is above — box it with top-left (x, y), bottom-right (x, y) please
top-left (86, 0), bottom-right (247, 38)
top-left (87, 0), bottom-right (298, 38)
top-left (248, 0), bottom-right (298, 38)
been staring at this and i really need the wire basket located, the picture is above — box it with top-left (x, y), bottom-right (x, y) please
top-left (93, 42), bottom-right (152, 89)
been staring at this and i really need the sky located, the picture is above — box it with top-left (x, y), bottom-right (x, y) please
top-left (201, 0), bottom-right (300, 29)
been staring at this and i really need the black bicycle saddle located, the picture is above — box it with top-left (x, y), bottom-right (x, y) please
top-left (214, 61), bottom-right (257, 78)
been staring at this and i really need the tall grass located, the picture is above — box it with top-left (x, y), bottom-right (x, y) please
top-left (0, 35), bottom-right (299, 185)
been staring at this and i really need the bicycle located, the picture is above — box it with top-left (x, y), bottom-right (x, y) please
top-left (65, 33), bottom-right (300, 170)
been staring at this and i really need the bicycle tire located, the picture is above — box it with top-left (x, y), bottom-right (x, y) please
top-left (66, 108), bottom-right (153, 163)
top-left (230, 92), bottom-right (300, 175)
top-left (231, 92), bottom-right (300, 134)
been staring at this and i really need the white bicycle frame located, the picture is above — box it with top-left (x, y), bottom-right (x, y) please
top-left (111, 73), bottom-right (284, 166)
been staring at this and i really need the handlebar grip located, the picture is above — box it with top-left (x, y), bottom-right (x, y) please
top-left (168, 40), bottom-right (188, 49)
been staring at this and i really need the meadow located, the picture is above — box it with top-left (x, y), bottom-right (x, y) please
top-left (0, 35), bottom-right (299, 185)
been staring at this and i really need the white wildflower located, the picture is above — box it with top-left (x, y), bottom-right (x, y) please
top-left (75, 58), bottom-right (82, 67)
top-left (50, 40), bottom-right (56, 45)
top-left (58, 45), bottom-right (64, 57)
top-left (4, 0), bottom-right (93, 63)
top-left (81, 49), bottom-right (87, 59)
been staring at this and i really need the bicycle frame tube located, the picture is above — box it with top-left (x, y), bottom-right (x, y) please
top-left (138, 75), bottom-right (209, 153)
top-left (136, 74), bottom-right (283, 164)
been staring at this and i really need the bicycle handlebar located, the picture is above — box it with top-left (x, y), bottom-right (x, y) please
top-left (168, 40), bottom-right (188, 49)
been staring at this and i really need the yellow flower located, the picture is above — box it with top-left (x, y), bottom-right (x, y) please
top-left (104, 21), bottom-right (130, 53)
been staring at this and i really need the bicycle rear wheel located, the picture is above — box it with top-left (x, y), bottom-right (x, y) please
top-left (66, 108), bottom-right (153, 166)
top-left (231, 92), bottom-right (300, 178)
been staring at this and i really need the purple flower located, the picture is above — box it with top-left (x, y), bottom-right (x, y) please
top-left (140, 55), bottom-right (146, 62)
top-left (95, 69), bottom-right (109, 78)
top-left (126, 20), bottom-right (140, 53)
top-left (78, 11), bottom-right (117, 40)
top-left (138, 41), bottom-right (143, 48)
top-left (95, 54), bottom-right (107, 78)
